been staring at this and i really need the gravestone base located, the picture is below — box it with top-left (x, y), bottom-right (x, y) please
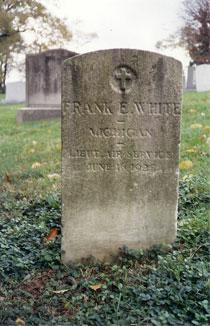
top-left (17, 107), bottom-right (61, 123)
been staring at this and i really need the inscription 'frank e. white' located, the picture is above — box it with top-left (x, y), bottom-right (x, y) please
top-left (64, 101), bottom-right (181, 116)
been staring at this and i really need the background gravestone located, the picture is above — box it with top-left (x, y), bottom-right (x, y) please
top-left (61, 49), bottom-right (182, 262)
top-left (186, 66), bottom-right (196, 90)
top-left (3, 81), bottom-right (26, 104)
top-left (196, 64), bottom-right (210, 92)
top-left (17, 49), bottom-right (78, 122)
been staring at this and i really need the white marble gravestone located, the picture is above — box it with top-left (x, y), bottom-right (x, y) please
top-left (61, 49), bottom-right (182, 262)
top-left (4, 81), bottom-right (26, 104)
top-left (196, 64), bottom-right (210, 92)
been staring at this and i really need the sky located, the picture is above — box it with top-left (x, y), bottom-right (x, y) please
top-left (8, 0), bottom-right (190, 81)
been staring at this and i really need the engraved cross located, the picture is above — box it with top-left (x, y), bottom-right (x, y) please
top-left (115, 67), bottom-right (132, 92)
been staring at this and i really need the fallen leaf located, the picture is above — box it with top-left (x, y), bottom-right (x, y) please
top-left (188, 109), bottom-right (196, 113)
top-left (47, 173), bottom-right (60, 179)
top-left (190, 124), bottom-right (203, 128)
top-left (186, 149), bottom-right (196, 153)
top-left (198, 152), bottom-right (207, 156)
top-left (183, 174), bottom-right (194, 181)
top-left (204, 126), bottom-right (210, 131)
top-left (32, 140), bottom-right (37, 145)
top-left (45, 228), bottom-right (58, 242)
top-left (16, 318), bottom-right (25, 325)
top-left (64, 301), bottom-right (70, 308)
top-left (28, 148), bottom-right (35, 153)
top-left (89, 284), bottom-right (104, 291)
top-left (5, 173), bottom-right (11, 183)
top-left (53, 289), bottom-right (69, 294)
top-left (56, 145), bottom-right (62, 151)
top-left (201, 134), bottom-right (207, 141)
top-left (32, 162), bottom-right (41, 169)
top-left (179, 160), bottom-right (193, 170)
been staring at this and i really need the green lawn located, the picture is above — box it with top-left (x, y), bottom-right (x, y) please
top-left (0, 92), bottom-right (209, 326)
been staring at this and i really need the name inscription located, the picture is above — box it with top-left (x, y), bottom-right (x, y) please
top-left (64, 101), bottom-right (181, 116)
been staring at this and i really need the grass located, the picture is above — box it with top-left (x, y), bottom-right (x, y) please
top-left (0, 103), bottom-right (61, 196)
top-left (0, 92), bottom-right (209, 326)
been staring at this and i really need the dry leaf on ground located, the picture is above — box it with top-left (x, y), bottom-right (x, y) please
top-left (32, 162), bottom-right (41, 169)
top-left (89, 284), bottom-right (104, 291)
top-left (5, 173), bottom-right (11, 183)
top-left (45, 228), bottom-right (58, 242)
top-left (179, 160), bottom-right (193, 170)
top-left (16, 318), bottom-right (25, 325)
top-left (201, 135), bottom-right (207, 141)
top-left (47, 173), bottom-right (60, 179)
top-left (53, 289), bottom-right (70, 294)
top-left (186, 149), bottom-right (196, 153)
top-left (206, 137), bottom-right (210, 145)
top-left (64, 301), bottom-right (70, 308)
top-left (190, 124), bottom-right (203, 128)
top-left (204, 126), bottom-right (210, 131)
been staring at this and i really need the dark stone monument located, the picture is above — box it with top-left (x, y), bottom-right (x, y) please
top-left (17, 49), bottom-right (78, 123)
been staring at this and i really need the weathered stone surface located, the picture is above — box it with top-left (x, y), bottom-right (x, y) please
top-left (61, 49), bottom-right (182, 263)
top-left (3, 81), bottom-right (25, 104)
top-left (17, 107), bottom-right (61, 123)
top-left (196, 64), bottom-right (210, 92)
top-left (17, 49), bottom-right (78, 123)
top-left (186, 66), bottom-right (196, 90)
top-left (26, 48), bottom-right (78, 108)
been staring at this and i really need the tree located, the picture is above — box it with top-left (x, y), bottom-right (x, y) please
top-left (156, 0), bottom-right (210, 66)
top-left (0, 0), bottom-right (73, 93)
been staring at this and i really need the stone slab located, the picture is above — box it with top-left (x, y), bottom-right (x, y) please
top-left (3, 81), bottom-right (26, 104)
top-left (61, 49), bottom-right (182, 263)
top-left (196, 64), bottom-right (210, 92)
top-left (186, 66), bottom-right (196, 90)
top-left (17, 107), bottom-right (61, 123)
top-left (26, 48), bottom-right (78, 108)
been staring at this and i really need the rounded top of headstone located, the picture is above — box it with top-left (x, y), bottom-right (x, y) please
top-left (62, 48), bottom-right (182, 103)
top-left (63, 48), bottom-right (182, 67)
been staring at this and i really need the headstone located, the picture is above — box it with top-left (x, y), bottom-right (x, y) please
top-left (17, 49), bottom-right (78, 122)
top-left (3, 81), bottom-right (26, 104)
top-left (61, 49), bottom-right (182, 263)
top-left (186, 66), bottom-right (196, 90)
top-left (182, 74), bottom-right (186, 89)
top-left (196, 64), bottom-right (210, 92)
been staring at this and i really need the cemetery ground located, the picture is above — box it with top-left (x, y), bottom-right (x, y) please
top-left (0, 92), bottom-right (209, 326)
